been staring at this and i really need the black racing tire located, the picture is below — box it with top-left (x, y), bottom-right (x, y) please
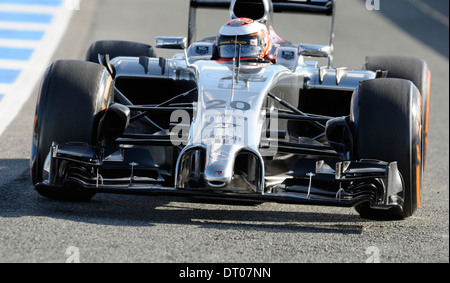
top-left (351, 78), bottom-right (422, 220)
top-left (364, 55), bottom-right (431, 170)
top-left (85, 40), bottom-right (157, 63)
top-left (31, 60), bottom-right (113, 201)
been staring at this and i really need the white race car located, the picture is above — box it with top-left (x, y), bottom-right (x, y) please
top-left (31, 0), bottom-right (431, 220)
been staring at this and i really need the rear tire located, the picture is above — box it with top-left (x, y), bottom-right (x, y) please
top-left (351, 78), bottom-right (422, 220)
top-left (86, 40), bottom-right (157, 63)
top-left (31, 60), bottom-right (113, 201)
top-left (364, 56), bottom-right (431, 169)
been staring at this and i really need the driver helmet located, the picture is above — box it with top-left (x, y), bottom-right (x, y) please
top-left (215, 17), bottom-right (271, 61)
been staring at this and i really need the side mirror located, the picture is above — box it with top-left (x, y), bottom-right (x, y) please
top-left (298, 44), bottom-right (332, 58)
top-left (156, 36), bottom-right (188, 50)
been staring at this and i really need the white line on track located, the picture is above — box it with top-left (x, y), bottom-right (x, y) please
top-left (407, 0), bottom-right (449, 28)
top-left (0, 21), bottom-right (49, 31)
top-left (0, 59), bottom-right (29, 69)
top-left (0, 4), bottom-right (60, 14)
top-left (0, 83), bottom-right (13, 94)
top-left (0, 39), bottom-right (40, 49)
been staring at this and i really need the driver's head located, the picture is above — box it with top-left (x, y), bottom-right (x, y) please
top-left (215, 18), bottom-right (271, 61)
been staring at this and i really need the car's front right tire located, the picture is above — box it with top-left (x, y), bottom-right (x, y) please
top-left (31, 60), bottom-right (113, 201)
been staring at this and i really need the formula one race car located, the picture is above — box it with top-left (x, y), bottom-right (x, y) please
top-left (31, 0), bottom-right (431, 220)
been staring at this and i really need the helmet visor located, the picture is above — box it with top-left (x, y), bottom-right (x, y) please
top-left (216, 35), bottom-right (262, 59)
top-left (218, 44), bottom-right (262, 59)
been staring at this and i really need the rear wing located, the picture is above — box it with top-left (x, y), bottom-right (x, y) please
top-left (190, 0), bottom-right (334, 14)
top-left (188, 0), bottom-right (335, 46)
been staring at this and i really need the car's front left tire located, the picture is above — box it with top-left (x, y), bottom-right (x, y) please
top-left (351, 78), bottom-right (423, 220)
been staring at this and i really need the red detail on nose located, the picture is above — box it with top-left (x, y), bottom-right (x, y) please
top-left (216, 171), bottom-right (222, 175)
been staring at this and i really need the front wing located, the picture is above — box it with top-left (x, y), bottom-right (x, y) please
top-left (36, 142), bottom-right (404, 211)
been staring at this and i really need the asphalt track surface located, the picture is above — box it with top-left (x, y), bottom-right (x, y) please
top-left (0, 0), bottom-right (448, 264)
